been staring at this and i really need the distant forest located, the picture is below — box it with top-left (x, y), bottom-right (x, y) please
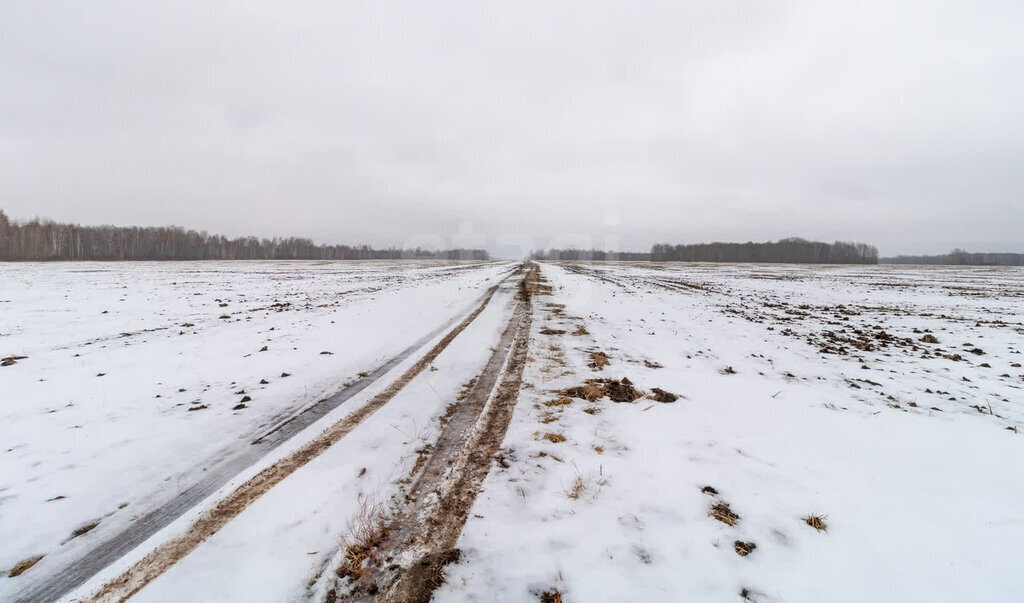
top-left (880, 250), bottom-right (1024, 266)
top-left (0, 210), bottom-right (489, 261)
top-left (530, 249), bottom-right (652, 261)
top-left (652, 238), bottom-right (878, 264)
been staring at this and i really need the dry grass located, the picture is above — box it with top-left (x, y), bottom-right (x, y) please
top-left (540, 588), bottom-right (563, 603)
top-left (540, 432), bottom-right (567, 443)
top-left (8, 555), bottom-right (43, 577)
top-left (563, 382), bottom-right (606, 401)
top-left (709, 502), bottom-right (740, 526)
top-left (543, 396), bottom-right (574, 407)
top-left (540, 327), bottom-right (566, 335)
top-left (336, 498), bottom-right (391, 583)
top-left (733, 540), bottom-right (757, 556)
top-left (572, 325), bottom-right (590, 336)
top-left (588, 352), bottom-right (610, 370)
top-left (804, 513), bottom-right (828, 532)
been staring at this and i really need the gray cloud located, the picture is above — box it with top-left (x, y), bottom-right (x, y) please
top-left (2, 0), bottom-right (1022, 256)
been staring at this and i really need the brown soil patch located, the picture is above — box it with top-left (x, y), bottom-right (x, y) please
top-left (540, 432), bottom-right (566, 443)
top-left (539, 328), bottom-right (566, 335)
top-left (648, 388), bottom-right (678, 403)
top-left (563, 378), bottom-right (642, 403)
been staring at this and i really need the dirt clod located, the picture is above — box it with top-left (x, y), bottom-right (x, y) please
top-left (920, 334), bottom-right (939, 343)
top-left (701, 485), bottom-right (719, 496)
top-left (649, 387), bottom-right (678, 403)
top-left (540, 588), bottom-right (563, 603)
top-left (588, 351), bottom-right (610, 370)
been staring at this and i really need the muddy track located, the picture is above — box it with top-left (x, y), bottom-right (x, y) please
top-left (333, 264), bottom-right (539, 603)
top-left (78, 266), bottom-right (524, 603)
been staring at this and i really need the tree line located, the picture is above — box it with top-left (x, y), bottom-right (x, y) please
top-left (0, 210), bottom-right (489, 261)
top-left (881, 249), bottom-right (1024, 266)
top-left (529, 249), bottom-right (652, 261)
top-left (650, 238), bottom-right (878, 264)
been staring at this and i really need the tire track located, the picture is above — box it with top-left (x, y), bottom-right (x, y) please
top-left (83, 266), bottom-right (525, 603)
top-left (331, 263), bottom-right (539, 602)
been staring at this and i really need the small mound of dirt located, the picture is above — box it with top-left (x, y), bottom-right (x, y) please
top-left (701, 485), bottom-right (719, 496)
top-left (649, 388), bottom-right (678, 403)
top-left (920, 334), bottom-right (939, 343)
top-left (540, 588), bottom-right (563, 603)
top-left (604, 377), bottom-right (641, 402)
top-left (734, 541), bottom-right (756, 556)
top-left (563, 378), bottom-right (642, 403)
top-left (644, 360), bottom-right (663, 369)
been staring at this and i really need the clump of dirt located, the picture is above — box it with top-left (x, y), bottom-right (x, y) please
top-left (701, 485), bottom-right (719, 496)
top-left (710, 502), bottom-right (740, 525)
top-left (920, 334), bottom-right (939, 343)
top-left (721, 366), bottom-right (737, 375)
top-left (540, 588), bottom-right (563, 603)
top-left (1, 355), bottom-right (28, 367)
top-left (734, 541), bottom-right (757, 556)
top-left (604, 378), bottom-right (641, 402)
top-left (644, 360), bottom-right (663, 369)
top-left (563, 378), bottom-right (643, 403)
top-left (540, 327), bottom-right (566, 335)
top-left (804, 514), bottom-right (828, 532)
top-left (588, 351), bottom-right (610, 370)
top-left (649, 388), bottom-right (678, 403)
top-left (8, 555), bottom-right (43, 577)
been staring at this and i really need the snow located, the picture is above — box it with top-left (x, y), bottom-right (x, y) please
top-left (435, 263), bottom-right (1024, 603)
top-left (0, 260), bottom-right (510, 598)
top-left (5, 260), bottom-right (1024, 602)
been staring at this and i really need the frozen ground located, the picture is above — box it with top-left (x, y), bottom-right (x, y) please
top-left (0, 260), bottom-right (511, 600)
top-left (3, 261), bottom-right (1023, 602)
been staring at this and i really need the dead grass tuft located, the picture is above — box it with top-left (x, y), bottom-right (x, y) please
top-left (563, 382), bottom-right (606, 401)
top-left (8, 555), bottom-right (43, 577)
top-left (544, 396), bottom-right (574, 407)
top-left (804, 514), bottom-right (828, 532)
top-left (572, 325), bottom-right (590, 336)
top-left (540, 588), bottom-right (563, 603)
top-left (540, 327), bottom-right (566, 335)
top-left (733, 540), bottom-right (757, 556)
top-left (540, 432), bottom-right (567, 443)
top-left (588, 351), bottom-right (611, 370)
top-left (336, 499), bottom-right (391, 583)
top-left (709, 502), bottom-right (740, 526)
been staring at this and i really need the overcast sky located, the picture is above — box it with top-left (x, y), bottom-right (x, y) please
top-left (2, 1), bottom-right (1022, 256)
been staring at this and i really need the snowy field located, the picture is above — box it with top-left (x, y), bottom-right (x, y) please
top-left (2, 261), bottom-right (1023, 602)
top-left (438, 263), bottom-right (1024, 603)
top-left (0, 260), bottom-right (513, 600)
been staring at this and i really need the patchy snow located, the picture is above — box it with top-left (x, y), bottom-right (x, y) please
top-left (0, 260), bottom-right (509, 597)
top-left (5, 260), bottom-right (1024, 603)
top-left (436, 263), bottom-right (1024, 603)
